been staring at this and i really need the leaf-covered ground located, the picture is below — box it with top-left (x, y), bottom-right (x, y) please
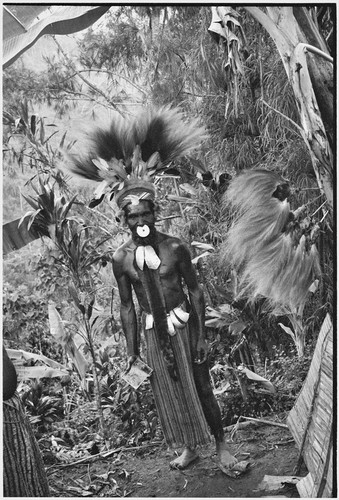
top-left (47, 423), bottom-right (305, 497)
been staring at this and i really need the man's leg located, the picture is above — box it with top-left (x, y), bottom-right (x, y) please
top-left (193, 361), bottom-right (237, 468)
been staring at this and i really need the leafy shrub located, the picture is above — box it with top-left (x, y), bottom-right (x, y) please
top-left (218, 343), bottom-right (313, 426)
top-left (21, 380), bottom-right (64, 435)
top-left (218, 380), bottom-right (276, 426)
top-left (265, 344), bottom-right (313, 400)
top-left (101, 372), bottom-right (161, 446)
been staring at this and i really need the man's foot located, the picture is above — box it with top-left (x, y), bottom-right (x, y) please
top-left (216, 440), bottom-right (237, 469)
top-left (170, 447), bottom-right (199, 469)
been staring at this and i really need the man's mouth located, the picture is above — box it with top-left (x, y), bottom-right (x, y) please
top-left (136, 225), bottom-right (150, 238)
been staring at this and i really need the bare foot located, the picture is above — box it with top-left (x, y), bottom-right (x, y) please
top-left (170, 447), bottom-right (199, 469)
top-left (216, 441), bottom-right (237, 469)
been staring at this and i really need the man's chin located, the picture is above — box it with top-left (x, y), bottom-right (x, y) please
top-left (132, 227), bottom-right (157, 246)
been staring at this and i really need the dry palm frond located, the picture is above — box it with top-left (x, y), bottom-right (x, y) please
top-left (220, 169), bottom-right (321, 311)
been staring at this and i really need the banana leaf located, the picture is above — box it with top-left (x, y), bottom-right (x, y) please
top-left (6, 348), bottom-right (68, 381)
top-left (3, 5), bottom-right (110, 68)
top-left (237, 365), bottom-right (276, 394)
top-left (3, 217), bottom-right (40, 255)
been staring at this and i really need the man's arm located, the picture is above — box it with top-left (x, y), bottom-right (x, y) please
top-left (112, 253), bottom-right (139, 371)
top-left (176, 242), bottom-right (208, 363)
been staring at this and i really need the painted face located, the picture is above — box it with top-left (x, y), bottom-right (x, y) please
top-left (125, 201), bottom-right (156, 244)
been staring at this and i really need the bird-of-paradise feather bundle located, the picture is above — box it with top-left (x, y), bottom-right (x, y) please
top-left (61, 106), bottom-right (206, 208)
top-left (221, 169), bottom-right (321, 311)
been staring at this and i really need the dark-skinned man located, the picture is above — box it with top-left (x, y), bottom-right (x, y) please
top-left (113, 193), bottom-right (237, 470)
top-left (62, 106), bottom-right (238, 472)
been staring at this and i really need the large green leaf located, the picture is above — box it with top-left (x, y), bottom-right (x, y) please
top-left (7, 348), bottom-right (68, 381)
top-left (3, 217), bottom-right (40, 255)
top-left (3, 5), bottom-right (110, 68)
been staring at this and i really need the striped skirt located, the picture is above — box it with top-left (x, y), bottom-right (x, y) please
top-left (3, 392), bottom-right (50, 497)
top-left (144, 319), bottom-right (211, 449)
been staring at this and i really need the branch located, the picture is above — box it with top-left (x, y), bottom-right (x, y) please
top-left (56, 68), bottom-right (147, 96)
top-left (240, 416), bottom-right (289, 429)
top-left (266, 6), bottom-right (293, 26)
top-left (244, 7), bottom-right (285, 42)
top-left (244, 6), bottom-right (293, 55)
top-left (260, 98), bottom-right (304, 135)
top-left (60, 97), bottom-right (142, 109)
top-left (302, 43), bottom-right (333, 63)
top-left (52, 37), bottom-right (122, 113)
top-left (54, 93), bottom-right (118, 113)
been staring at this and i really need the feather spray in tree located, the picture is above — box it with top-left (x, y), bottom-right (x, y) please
top-left (221, 169), bottom-right (321, 311)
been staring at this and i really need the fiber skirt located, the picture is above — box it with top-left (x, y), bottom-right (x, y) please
top-left (3, 392), bottom-right (50, 497)
top-left (144, 320), bottom-right (211, 449)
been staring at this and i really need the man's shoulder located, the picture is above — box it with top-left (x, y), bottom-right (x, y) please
top-left (158, 232), bottom-right (189, 251)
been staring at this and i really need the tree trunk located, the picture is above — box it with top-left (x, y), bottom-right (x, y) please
top-left (292, 7), bottom-right (333, 148)
top-left (244, 6), bottom-right (333, 209)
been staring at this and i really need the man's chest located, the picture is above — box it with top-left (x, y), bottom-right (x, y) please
top-left (124, 246), bottom-right (177, 282)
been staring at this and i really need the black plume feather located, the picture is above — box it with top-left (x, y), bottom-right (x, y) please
top-left (61, 106), bottom-right (206, 195)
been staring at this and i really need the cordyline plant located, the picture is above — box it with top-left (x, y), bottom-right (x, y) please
top-left (19, 177), bottom-right (114, 440)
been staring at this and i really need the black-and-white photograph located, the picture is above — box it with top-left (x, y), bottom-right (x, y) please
top-left (3, 4), bottom-right (334, 498)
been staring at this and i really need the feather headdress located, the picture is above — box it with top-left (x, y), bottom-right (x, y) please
top-left (62, 106), bottom-right (206, 209)
top-left (221, 169), bottom-right (321, 311)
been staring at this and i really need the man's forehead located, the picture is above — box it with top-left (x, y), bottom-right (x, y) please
top-left (126, 200), bottom-right (152, 214)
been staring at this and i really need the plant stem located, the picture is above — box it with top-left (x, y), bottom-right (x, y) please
top-left (84, 315), bottom-right (106, 440)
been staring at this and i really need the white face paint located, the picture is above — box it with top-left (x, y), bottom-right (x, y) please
top-left (136, 225), bottom-right (150, 237)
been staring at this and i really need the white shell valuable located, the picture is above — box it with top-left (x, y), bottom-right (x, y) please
top-left (144, 246), bottom-right (161, 270)
top-left (135, 246), bottom-right (145, 270)
top-left (136, 225), bottom-right (150, 237)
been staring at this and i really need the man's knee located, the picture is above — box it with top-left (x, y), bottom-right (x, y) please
top-left (193, 362), bottom-right (215, 401)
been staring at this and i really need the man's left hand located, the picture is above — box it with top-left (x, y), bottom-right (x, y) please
top-left (194, 338), bottom-right (209, 364)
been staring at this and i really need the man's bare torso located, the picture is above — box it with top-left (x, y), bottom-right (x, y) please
top-left (115, 232), bottom-right (186, 312)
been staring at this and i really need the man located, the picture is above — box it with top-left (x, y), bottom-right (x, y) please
top-left (62, 106), bottom-right (238, 470)
top-left (113, 195), bottom-right (237, 471)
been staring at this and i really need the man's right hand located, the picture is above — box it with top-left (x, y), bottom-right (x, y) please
top-left (125, 355), bottom-right (138, 373)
